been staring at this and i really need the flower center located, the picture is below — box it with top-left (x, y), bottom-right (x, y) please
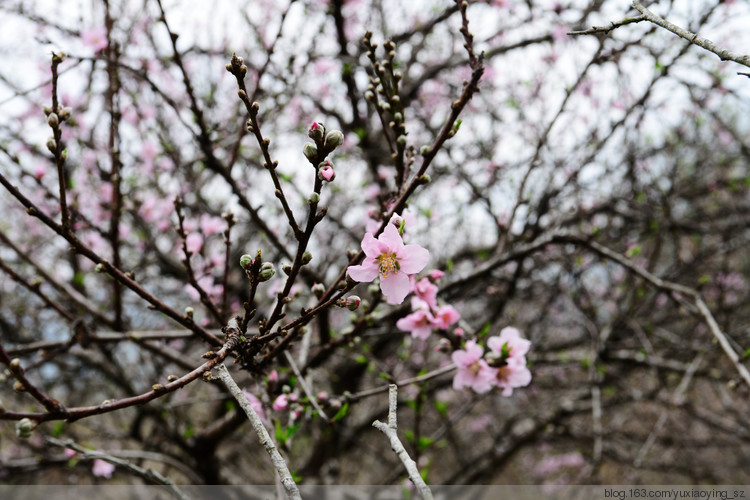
top-left (377, 252), bottom-right (399, 277)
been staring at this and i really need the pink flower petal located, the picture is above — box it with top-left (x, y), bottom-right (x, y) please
top-left (397, 244), bottom-right (430, 274)
top-left (380, 271), bottom-right (411, 304)
top-left (348, 261), bottom-right (379, 282)
top-left (379, 224), bottom-right (404, 252)
top-left (360, 233), bottom-right (380, 258)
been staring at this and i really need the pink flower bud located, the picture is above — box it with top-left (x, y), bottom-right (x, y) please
top-left (318, 162), bottom-right (335, 182)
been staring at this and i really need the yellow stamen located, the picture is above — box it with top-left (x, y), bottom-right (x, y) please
top-left (378, 252), bottom-right (399, 277)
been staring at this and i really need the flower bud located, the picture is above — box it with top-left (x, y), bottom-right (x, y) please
top-left (312, 282), bottom-right (325, 298)
top-left (46, 113), bottom-right (59, 128)
top-left (259, 262), bottom-right (275, 282)
top-left (185, 306), bottom-right (194, 319)
top-left (308, 121), bottom-right (324, 143)
top-left (240, 254), bottom-right (253, 269)
top-left (15, 418), bottom-right (33, 438)
top-left (324, 130), bottom-right (344, 150)
top-left (346, 295), bottom-right (361, 311)
top-left (46, 137), bottom-right (56, 153)
top-left (303, 142), bottom-right (318, 162)
top-left (301, 251), bottom-right (312, 265)
top-left (282, 264), bottom-right (292, 276)
top-left (307, 192), bottom-right (320, 204)
top-left (43, 106), bottom-right (52, 116)
top-left (95, 263), bottom-right (105, 273)
top-left (318, 161), bottom-right (335, 182)
top-left (8, 358), bottom-right (21, 373)
top-left (58, 107), bottom-right (72, 120)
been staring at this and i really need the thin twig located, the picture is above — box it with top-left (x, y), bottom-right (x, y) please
top-left (283, 351), bottom-right (329, 421)
top-left (45, 437), bottom-right (190, 500)
top-left (632, 0), bottom-right (750, 68)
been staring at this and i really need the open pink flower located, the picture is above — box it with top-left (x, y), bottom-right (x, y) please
top-left (451, 340), bottom-right (495, 393)
top-left (347, 224), bottom-right (429, 304)
top-left (433, 305), bottom-right (460, 330)
top-left (487, 326), bottom-right (531, 360)
top-left (492, 357), bottom-right (532, 396)
top-left (486, 327), bottom-right (532, 396)
top-left (396, 309), bottom-right (436, 340)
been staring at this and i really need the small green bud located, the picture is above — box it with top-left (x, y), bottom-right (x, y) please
top-left (301, 251), bottom-right (312, 265)
top-left (185, 306), bottom-right (194, 319)
top-left (46, 137), bottom-right (56, 153)
top-left (259, 262), bottom-right (275, 282)
top-left (324, 130), bottom-right (344, 150)
top-left (15, 418), bottom-right (33, 438)
top-left (303, 142), bottom-right (318, 162)
top-left (95, 263), bottom-right (105, 273)
top-left (240, 254), bottom-right (253, 268)
top-left (282, 264), bottom-right (292, 276)
top-left (43, 106), bottom-right (52, 116)
top-left (308, 192), bottom-right (320, 204)
top-left (396, 135), bottom-right (407, 147)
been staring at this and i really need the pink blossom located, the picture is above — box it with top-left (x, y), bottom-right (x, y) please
top-left (396, 309), bottom-right (436, 340)
top-left (92, 458), bottom-right (115, 478)
top-left (64, 448), bottom-right (77, 459)
top-left (428, 269), bottom-right (445, 282)
top-left (242, 389), bottom-right (267, 423)
top-left (185, 233), bottom-right (203, 254)
top-left (491, 357), bottom-right (532, 396)
top-left (451, 340), bottom-right (495, 393)
top-left (81, 27), bottom-right (108, 52)
top-left (487, 326), bottom-right (531, 360)
top-left (433, 305), bottom-right (460, 330)
top-left (272, 394), bottom-right (289, 411)
top-left (412, 277), bottom-right (438, 311)
top-left (347, 223), bottom-right (429, 305)
top-left (268, 370), bottom-right (279, 383)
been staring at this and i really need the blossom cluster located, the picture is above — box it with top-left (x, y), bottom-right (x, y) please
top-left (396, 272), bottom-right (460, 340)
top-left (452, 327), bottom-right (532, 396)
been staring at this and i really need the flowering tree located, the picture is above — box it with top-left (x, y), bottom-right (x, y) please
top-left (1, 0), bottom-right (750, 493)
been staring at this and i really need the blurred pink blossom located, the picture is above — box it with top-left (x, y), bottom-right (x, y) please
top-left (396, 309), bottom-right (436, 340)
top-left (452, 340), bottom-right (494, 393)
top-left (92, 458), bottom-right (115, 478)
top-left (81, 27), bottom-right (108, 52)
top-left (272, 394), bottom-right (289, 411)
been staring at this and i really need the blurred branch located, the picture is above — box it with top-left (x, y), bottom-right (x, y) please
top-left (45, 437), bottom-right (190, 499)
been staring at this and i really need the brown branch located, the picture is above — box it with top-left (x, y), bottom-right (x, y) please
top-left (0, 336), bottom-right (240, 423)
